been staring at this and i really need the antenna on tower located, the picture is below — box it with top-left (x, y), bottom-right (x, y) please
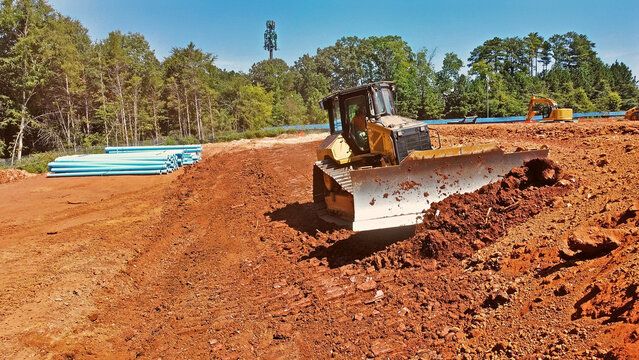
top-left (264, 20), bottom-right (278, 60)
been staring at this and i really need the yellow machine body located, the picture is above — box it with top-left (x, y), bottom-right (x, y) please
top-left (525, 96), bottom-right (574, 123)
top-left (545, 108), bottom-right (574, 122)
top-left (625, 107), bottom-right (639, 121)
top-left (316, 133), bottom-right (353, 164)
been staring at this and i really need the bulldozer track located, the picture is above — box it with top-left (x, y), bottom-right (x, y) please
top-left (315, 159), bottom-right (353, 194)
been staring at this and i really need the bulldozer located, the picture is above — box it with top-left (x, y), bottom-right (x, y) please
top-left (524, 96), bottom-right (574, 123)
top-left (313, 81), bottom-right (549, 231)
top-left (625, 106), bottom-right (639, 121)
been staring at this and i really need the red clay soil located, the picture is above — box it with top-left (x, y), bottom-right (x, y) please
top-left (0, 168), bottom-right (35, 184)
top-left (366, 158), bottom-right (574, 269)
top-left (1, 123), bottom-right (639, 359)
top-left (420, 158), bottom-right (572, 260)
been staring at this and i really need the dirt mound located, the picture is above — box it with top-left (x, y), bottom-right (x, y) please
top-left (419, 158), bottom-right (572, 260)
top-left (0, 168), bottom-right (35, 184)
top-left (368, 159), bottom-right (573, 268)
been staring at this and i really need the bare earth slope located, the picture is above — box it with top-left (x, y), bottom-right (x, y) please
top-left (0, 124), bottom-right (638, 359)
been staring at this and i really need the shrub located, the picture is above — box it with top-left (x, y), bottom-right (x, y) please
top-left (14, 151), bottom-right (61, 174)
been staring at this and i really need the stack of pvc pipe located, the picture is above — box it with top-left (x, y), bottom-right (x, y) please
top-left (105, 145), bottom-right (202, 165)
top-left (47, 145), bottom-right (203, 177)
top-left (47, 152), bottom-right (180, 177)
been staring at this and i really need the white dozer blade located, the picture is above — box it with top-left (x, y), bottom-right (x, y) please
top-left (317, 147), bottom-right (549, 232)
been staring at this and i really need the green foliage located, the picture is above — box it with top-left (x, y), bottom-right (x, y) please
top-left (249, 59), bottom-right (292, 92)
top-left (13, 151), bottom-right (61, 174)
top-left (162, 135), bottom-right (199, 145)
top-left (595, 87), bottom-right (622, 111)
top-left (82, 133), bottom-right (105, 148)
top-left (0, 0), bottom-right (637, 162)
top-left (232, 85), bottom-right (273, 131)
top-left (273, 92), bottom-right (306, 125)
top-left (566, 86), bottom-right (596, 112)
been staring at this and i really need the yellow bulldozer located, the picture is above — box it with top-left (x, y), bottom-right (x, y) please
top-left (524, 96), bottom-right (573, 123)
top-left (313, 81), bottom-right (549, 231)
top-left (625, 107), bottom-right (639, 121)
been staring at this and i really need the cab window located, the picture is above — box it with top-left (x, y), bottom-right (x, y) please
top-left (374, 88), bottom-right (396, 116)
top-left (344, 95), bottom-right (369, 151)
top-left (331, 98), bottom-right (342, 133)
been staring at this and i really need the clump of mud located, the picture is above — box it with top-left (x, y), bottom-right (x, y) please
top-left (568, 202), bottom-right (639, 325)
top-left (0, 169), bottom-right (35, 184)
top-left (365, 159), bottom-right (573, 269)
top-left (561, 203), bottom-right (639, 260)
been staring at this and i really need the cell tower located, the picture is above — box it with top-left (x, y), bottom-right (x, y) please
top-left (264, 20), bottom-right (278, 60)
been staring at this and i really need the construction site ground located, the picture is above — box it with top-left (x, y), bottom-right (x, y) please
top-left (1, 121), bottom-right (638, 359)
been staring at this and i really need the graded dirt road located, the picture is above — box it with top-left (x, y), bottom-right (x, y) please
top-left (0, 123), bottom-right (638, 359)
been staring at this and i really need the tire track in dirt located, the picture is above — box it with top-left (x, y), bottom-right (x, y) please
top-left (68, 145), bottom-right (329, 358)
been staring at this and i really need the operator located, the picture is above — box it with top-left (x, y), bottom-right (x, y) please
top-left (352, 105), bottom-right (368, 148)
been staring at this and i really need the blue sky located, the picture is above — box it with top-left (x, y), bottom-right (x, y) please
top-left (50, 0), bottom-right (639, 75)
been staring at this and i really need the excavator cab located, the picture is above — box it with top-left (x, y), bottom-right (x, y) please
top-left (314, 82), bottom-right (549, 231)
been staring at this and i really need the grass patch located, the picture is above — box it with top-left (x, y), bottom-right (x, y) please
top-left (1, 148), bottom-right (104, 174)
top-left (2, 151), bottom-right (63, 174)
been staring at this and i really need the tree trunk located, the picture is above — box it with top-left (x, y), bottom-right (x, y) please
top-left (207, 93), bottom-right (215, 140)
top-left (98, 56), bottom-right (110, 146)
top-left (64, 75), bottom-right (77, 151)
top-left (12, 8), bottom-right (29, 164)
top-left (11, 101), bottom-right (27, 165)
top-left (56, 101), bottom-right (71, 146)
top-left (175, 83), bottom-right (183, 136)
top-left (184, 87), bottom-right (191, 136)
top-left (132, 90), bottom-right (139, 144)
top-left (84, 95), bottom-right (90, 134)
top-left (194, 93), bottom-right (202, 141)
top-left (115, 70), bottom-right (129, 145)
top-left (152, 98), bottom-right (159, 144)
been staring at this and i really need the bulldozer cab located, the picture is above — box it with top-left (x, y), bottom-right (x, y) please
top-left (321, 81), bottom-right (397, 154)
top-left (314, 82), bottom-right (550, 231)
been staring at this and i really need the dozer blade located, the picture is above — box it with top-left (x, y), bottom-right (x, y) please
top-left (346, 147), bottom-right (548, 231)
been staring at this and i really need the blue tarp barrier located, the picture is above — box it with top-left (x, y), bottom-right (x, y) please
top-left (265, 111), bottom-right (626, 131)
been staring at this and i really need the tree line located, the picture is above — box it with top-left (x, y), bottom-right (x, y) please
top-left (1, 0), bottom-right (637, 161)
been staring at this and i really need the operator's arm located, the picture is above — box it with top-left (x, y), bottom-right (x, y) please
top-left (353, 114), bottom-right (366, 131)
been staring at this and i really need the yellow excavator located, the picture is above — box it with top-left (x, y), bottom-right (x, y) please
top-left (313, 81), bottom-right (549, 231)
top-left (524, 96), bottom-right (574, 123)
top-left (625, 107), bottom-right (639, 121)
